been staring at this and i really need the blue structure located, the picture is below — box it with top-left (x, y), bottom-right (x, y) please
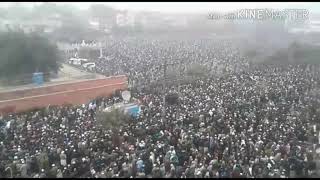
top-left (105, 102), bottom-right (141, 119)
top-left (32, 72), bottom-right (44, 86)
top-left (125, 104), bottom-right (140, 118)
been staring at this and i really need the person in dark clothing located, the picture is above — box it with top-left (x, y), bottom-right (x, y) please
top-left (144, 158), bottom-right (153, 175)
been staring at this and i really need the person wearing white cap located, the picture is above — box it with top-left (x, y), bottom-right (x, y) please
top-left (60, 151), bottom-right (67, 167)
top-left (19, 159), bottom-right (28, 178)
top-left (48, 163), bottom-right (58, 178)
top-left (99, 171), bottom-right (106, 178)
top-left (56, 169), bottom-right (63, 178)
top-left (39, 169), bottom-right (46, 178)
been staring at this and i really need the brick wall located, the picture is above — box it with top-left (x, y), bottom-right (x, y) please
top-left (0, 76), bottom-right (127, 101)
top-left (0, 76), bottom-right (128, 115)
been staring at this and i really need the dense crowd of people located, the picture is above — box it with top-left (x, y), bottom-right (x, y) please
top-left (1, 37), bottom-right (320, 178)
top-left (94, 39), bottom-right (249, 85)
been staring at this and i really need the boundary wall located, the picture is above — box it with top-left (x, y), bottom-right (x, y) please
top-left (0, 75), bottom-right (127, 115)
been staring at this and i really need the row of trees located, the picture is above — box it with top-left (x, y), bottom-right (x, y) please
top-left (0, 31), bottom-right (61, 85)
top-left (245, 41), bottom-right (320, 65)
top-left (262, 42), bottom-right (320, 65)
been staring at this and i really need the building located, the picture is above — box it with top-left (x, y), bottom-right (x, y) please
top-left (288, 21), bottom-right (320, 34)
top-left (116, 10), bottom-right (136, 27)
top-left (88, 16), bottom-right (116, 33)
top-left (287, 13), bottom-right (320, 34)
top-left (162, 14), bottom-right (188, 28)
top-left (134, 11), bottom-right (175, 30)
top-left (89, 20), bottom-right (99, 31)
top-left (0, 15), bottom-right (62, 33)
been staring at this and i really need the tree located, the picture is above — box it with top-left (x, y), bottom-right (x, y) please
top-left (52, 19), bottom-right (88, 43)
top-left (262, 42), bottom-right (320, 65)
top-left (51, 10), bottom-right (104, 43)
top-left (0, 31), bottom-right (62, 85)
top-left (78, 47), bottom-right (100, 59)
top-left (89, 4), bottom-right (117, 31)
top-left (186, 63), bottom-right (209, 78)
top-left (96, 108), bottom-right (131, 133)
top-left (165, 93), bottom-right (179, 105)
top-left (244, 49), bottom-right (259, 59)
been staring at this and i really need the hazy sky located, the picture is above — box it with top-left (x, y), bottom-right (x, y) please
top-left (1, 2), bottom-right (320, 13)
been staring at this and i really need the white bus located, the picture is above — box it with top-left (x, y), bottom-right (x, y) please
top-left (68, 58), bottom-right (88, 66)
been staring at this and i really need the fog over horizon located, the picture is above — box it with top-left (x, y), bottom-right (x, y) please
top-left (1, 2), bottom-right (320, 14)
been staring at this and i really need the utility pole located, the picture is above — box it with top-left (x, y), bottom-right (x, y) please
top-left (178, 60), bottom-right (182, 96)
top-left (99, 42), bottom-right (103, 58)
top-left (162, 59), bottom-right (183, 121)
top-left (162, 59), bottom-right (167, 120)
top-left (176, 59), bottom-right (183, 121)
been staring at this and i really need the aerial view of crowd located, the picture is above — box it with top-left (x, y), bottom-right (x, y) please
top-left (1, 37), bottom-right (320, 178)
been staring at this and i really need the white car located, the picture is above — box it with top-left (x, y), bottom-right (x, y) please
top-left (82, 62), bottom-right (95, 68)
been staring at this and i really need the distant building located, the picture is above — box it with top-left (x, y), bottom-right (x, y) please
top-left (134, 11), bottom-right (168, 30)
top-left (116, 11), bottom-right (135, 27)
top-left (89, 20), bottom-right (99, 30)
top-left (287, 14), bottom-right (320, 34)
top-left (304, 20), bottom-right (320, 33)
top-left (162, 14), bottom-right (188, 28)
top-left (0, 16), bottom-right (62, 33)
top-left (88, 16), bottom-right (116, 33)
